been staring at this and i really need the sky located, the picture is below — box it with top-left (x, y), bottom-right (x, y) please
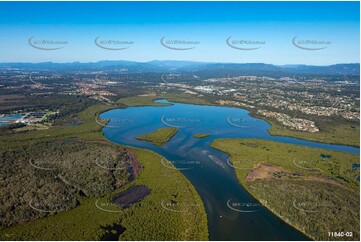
top-left (0, 1), bottom-right (359, 65)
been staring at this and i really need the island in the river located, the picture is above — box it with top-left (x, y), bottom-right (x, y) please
top-left (137, 127), bottom-right (178, 146)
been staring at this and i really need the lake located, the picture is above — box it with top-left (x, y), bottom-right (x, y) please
top-left (101, 100), bottom-right (359, 240)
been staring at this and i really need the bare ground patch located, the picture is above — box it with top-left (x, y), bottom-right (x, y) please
top-left (246, 164), bottom-right (349, 189)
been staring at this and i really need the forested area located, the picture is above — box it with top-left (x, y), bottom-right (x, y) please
top-left (250, 179), bottom-right (359, 241)
top-left (0, 141), bottom-right (133, 227)
top-left (0, 104), bottom-right (208, 240)
top-left (0, 94), bottom-right (99, 116)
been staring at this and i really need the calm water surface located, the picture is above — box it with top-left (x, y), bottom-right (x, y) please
top-left (101, 100), bottom-right (359, 241)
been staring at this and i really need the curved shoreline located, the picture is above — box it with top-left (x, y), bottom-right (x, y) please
top-left (210, 138), bottom-right (360, 241)
top-left (99, 125), bottom-right (209, 240)
top-left (209, 141), bottom-right (314, 240)
top-left (118, 96), bottom-right (360, 148)
top-left (115, 96), bottom-right (360, 149)
top-left (99, 97), bottom-right (359, 240)
top-left (0, 103), bottom-right (209, 240)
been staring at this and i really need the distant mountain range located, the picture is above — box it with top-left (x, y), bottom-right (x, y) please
top-left (0, 60), bottom-right (359, 75)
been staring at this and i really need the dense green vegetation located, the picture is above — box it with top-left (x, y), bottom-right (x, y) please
top-left (194, 133), bottom-right (210, 139)
top-left (0, 103), bottom-right (208, 240)
top-left (119, 147), bottom-right (208, 240)
top-left (137, 127), bottom-right (178, 146)
top-left (0, 141), bottom-right (131, 227)
top-left (0, 94), bottom-right (100, 117)
top-left (211, 138), bottom-right (360, 240)
top-left (250, 179), bottom-right (359, 241)
top-left (0, 147), bottom-right (208, 240)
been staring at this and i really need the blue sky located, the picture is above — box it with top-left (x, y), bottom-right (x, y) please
top-left (0, 1), bottom-right (359, 65)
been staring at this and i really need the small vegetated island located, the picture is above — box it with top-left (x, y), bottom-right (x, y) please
top-left (137, 127), bottom-right (178, 146)
top-left (211, 138), bottom-right (360, 241)
top-left (194, 133), bottom-right (210, 139)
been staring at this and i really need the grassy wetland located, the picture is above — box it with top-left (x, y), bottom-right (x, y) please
top-left (211, 138), bottom-right (360, 241)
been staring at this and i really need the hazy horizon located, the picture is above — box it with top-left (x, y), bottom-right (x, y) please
top-left (0, 59), bottom-right (360, 66)
top-left (0, 1), bottom-right (359, 64)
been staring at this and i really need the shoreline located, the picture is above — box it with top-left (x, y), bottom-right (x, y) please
top-left (97, 115), bottom-right (209, 240)
top-left (209, 141), bottom-right (315, 240)
top-left (100, 99), bottom-right (313, 239)
top-left (210, 138), bottom-right (360, 241)
top-left (0, 103), bottom-right (209, 240)
top-left (110, 95), bottom-right (360, 148)
top-left (97, 97), bottom-right (359, 240)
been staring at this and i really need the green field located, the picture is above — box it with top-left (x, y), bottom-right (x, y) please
top-left (211, 138), bottom-right (360, 241)
top-left (137, 127), bottom-right (178, 146)
top-left (194, 133), bottom-right (210, 139)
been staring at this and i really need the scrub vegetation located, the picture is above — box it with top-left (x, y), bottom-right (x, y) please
top-left (211, 138), bottom-right (360, 241)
